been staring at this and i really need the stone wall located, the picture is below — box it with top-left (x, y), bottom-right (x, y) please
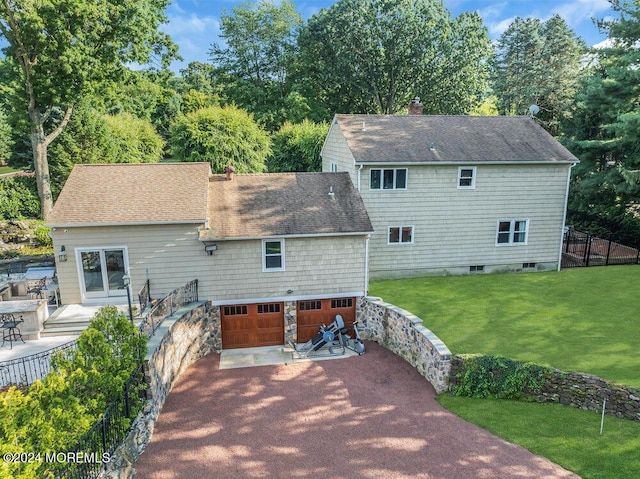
top-left (103, 302), bottom-right (221, 478)
top-left (449, 356), bottom-right (640, 422)
top-left (357, 297), bottom-right (452, 393)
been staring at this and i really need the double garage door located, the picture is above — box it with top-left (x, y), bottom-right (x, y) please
top-left (220, 298), bottom-right (356, 349)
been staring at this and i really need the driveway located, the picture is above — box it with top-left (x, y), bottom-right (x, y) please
top-left (134, 342), bottom-right (578, 479)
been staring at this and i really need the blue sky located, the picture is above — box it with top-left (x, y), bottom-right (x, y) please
top-left (162, 0), bottom-right (617, 72)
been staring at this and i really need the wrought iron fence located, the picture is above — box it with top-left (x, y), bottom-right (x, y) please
top-left (138, 279), bottom-right (198, 338)
top-left (137, 279), bottom-right (151, 313)
top-left (52, 365), bottom-right (147, 479)
top-left (562, 228), bottom-right (640, 268)
top-left (0, 340), bottom-right (77, 389)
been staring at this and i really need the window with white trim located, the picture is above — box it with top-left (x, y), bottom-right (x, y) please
top-left (263, 239), bottom-right (285, 271)
top-left (388, 226), bottom-right (414, 244)
top-left (370, 168), bottom-right (407, 190)
top-left (496, 220), bottom-right (528, 245)
top-left (458, 167), bottom-right (476, 189)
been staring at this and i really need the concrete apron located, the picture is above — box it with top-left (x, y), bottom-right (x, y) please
top-left (219, 343), bottom-right (360, 370)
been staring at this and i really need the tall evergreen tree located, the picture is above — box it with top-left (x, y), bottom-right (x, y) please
top-left (493, 15), bottom-right (585, 134)
top-left (563, 0), bottom-right (640, 245)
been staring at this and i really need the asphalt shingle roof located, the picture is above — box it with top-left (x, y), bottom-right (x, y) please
top-left (334, 114), bottom-right (579, 164)
top-left (200, 172), bottom-right (373, 240)
top-left (47, 163), bottom-right (211, 226)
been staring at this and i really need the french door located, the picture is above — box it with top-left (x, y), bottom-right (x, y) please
top-left (77, 248), bottom-right (129, 299)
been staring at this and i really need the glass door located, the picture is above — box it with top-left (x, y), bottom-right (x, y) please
top-left (79, 248), bottom-right (128, 299)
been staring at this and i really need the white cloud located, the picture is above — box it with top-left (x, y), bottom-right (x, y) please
top-left (552, 0), bottom-right (611, 26)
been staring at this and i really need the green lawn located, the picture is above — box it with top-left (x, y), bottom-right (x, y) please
top-left (437, 395), bottom-right (640, 479)
top-left (369, 265), bottom-right (640, 386)
top-left (0, 166), bottom-right (20, 175)
top-left (370, 266), bottom-right (640, 478)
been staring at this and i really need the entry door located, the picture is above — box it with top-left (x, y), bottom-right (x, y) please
top-left (79, 248), bottom-right (128, 299)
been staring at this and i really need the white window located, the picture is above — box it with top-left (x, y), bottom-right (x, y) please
top-left (458, 167), bottom-right (476, 189)
top-left (370, 168), bottom-right (407, 190)
top-left (496, 220), bottom-right (528, 245)
top-left (330, 162), bottom-right (338, 172)
top-left (263, 239), bottom-right (285, 271)
top-left (388, 226), bottom-right (414, 244)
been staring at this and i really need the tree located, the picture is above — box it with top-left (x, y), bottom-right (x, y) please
top-left (0, 0), bottom-right (177, 219)
top-left (562, 0), bottom-right (640, 245)
top-left (210, 0), bottom-right (304, 128)
top-left (169, 105), bottom-right (271, 173)
top-left (0, 107), bottom-right (11, 164)
top-left (296, 0), bottom-right (492, 116)
top-left (493, 15), bottom-right (585, 134)
top-left (268, 120), bottom-right (329, 172)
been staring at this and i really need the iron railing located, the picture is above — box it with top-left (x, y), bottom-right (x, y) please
top-left (562, 228), bottom-right (640, 268)
top-left (0, 340), bottom-right (77, 389)
top-left (52, 365), bottom-right (147, 479)
top-left (137, 279), bottom-right (151, 313)
top-left (138, 279), bottom-right (198, 338)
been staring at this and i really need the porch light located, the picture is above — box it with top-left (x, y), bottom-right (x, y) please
top-left (122, 273), bottom-right (133, 322)
top-left (58, 245), bottom-right (67, 262)
top-left (204, 244), bottom-right (217, 255)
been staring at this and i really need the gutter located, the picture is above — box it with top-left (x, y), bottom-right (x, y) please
top-left (558, 162), bottom-right (578, 271)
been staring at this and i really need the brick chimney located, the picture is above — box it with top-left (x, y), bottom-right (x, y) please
top-left (224, 165), bottom-right (235, 181)
top-left (408, 97), bottom-right (424, 115)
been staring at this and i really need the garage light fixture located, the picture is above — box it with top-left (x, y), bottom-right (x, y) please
top-left (204, 244), bottom-right (218, 255)
top-left (58, 245), bottom-right (67, 262)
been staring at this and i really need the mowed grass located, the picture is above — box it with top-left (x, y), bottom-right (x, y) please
top-left (369, 265), bottom-right (640, 386)
top-left (437, 395), bottom-right (640, 479)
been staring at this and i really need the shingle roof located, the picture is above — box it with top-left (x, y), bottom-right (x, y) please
top-left (333, 114), bottom-right (578, 164)
top-left (200, 172), bottom-right (373, 240)
top-left (47, 163), bottom-right (211, 226)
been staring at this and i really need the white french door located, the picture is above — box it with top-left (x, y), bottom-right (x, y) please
top-left (77, 247), bottom-right (129, 300)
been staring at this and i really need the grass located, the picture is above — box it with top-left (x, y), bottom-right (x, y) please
top-left (437, 395), bottom-right (640, 479)
top-left (370, 266), bottom-right (640, 478)
top-left (0, 166), bottom-right (20, 175)
top-left (369, 265), bottom-right (640, 386)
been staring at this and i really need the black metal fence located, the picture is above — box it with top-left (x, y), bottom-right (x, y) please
top-left (52, 365), bottom-right (147, 479)
top-left (137, 279), bottom-right (151, 314)
top-left (138, 279), bottom-right (198, 338)
top-left (0, 340), bottom-right (77, 389)
top-left (562, 228), bottom-right (640, 268)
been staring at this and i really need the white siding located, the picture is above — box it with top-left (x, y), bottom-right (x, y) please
top-left (51, 224), bottom-right (367, 304)
top-left (321, 121), bottom-right (357, 186)
top-left (360, 164), bottom-right (571, 278)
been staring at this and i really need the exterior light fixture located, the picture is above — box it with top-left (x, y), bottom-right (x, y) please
top-left (204, 244), bottom-right (217, 255)
top-left (58, 245), bottom-right (68, 262)
top-left (122, 273), bottom-right (134, 322)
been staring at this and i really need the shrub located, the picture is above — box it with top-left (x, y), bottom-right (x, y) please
top-left (267, 120), bottom-right (329, 172)
top-left (452, 354), bottom-right (550, 400)
top-left (0, 176), bottom-right (40, 220)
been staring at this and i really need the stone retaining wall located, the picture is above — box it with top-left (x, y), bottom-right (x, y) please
top-left (357, 297), bottom-right (452, 393)
top-left (103, 302), bottom-right (221, 478)
top-left (449, 356), bottom-right (640, 422)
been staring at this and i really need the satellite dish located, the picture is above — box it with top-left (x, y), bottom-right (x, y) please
top-left (529, 104), bottom-right (540, 116)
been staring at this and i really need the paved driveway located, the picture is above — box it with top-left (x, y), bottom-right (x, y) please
top-left (134, 342), bottom-right (578, 479)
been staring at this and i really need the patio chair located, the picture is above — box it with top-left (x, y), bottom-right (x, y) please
top-left (26, 277), bottom-right (47, 299)
top-left (1, 313), bottom-right (24, 349)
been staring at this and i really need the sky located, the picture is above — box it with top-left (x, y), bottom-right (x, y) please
top-left (162, 0), bottom-right (618, 72)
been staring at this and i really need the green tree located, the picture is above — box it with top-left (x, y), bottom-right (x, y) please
top-left (493, 15), bottom-right (585, 134)
top-left (0, 0), bottom-right (177, 219)
top-left (210, 0), bottom-right (305, 128)
top-left (169, 105), bottom-right (271, 173)
top-left (0, 176), bottom-right (40, 220)
top-left (296, 0), bottom-right (492, 116)
top-left (563, 0), bottom-right (640, 245)
top-left (268, 120), bottom-right (329, 172)
top-left (0, 107), bottom-right (11, 164)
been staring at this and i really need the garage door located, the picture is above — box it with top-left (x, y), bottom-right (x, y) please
top-left (221, 302), bottom-right (284, 349)
top-left (297, 298), bottom-right (355, 343)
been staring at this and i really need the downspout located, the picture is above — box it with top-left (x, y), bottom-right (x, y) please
top-left (357, 164), bottom-right (363, 191)
top-left (364, 234), bottom-right (370, 295)
top-left (558, 163), bottom-right (576, 271)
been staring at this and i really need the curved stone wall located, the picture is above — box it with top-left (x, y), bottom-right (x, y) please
top-left (357, 297), bottom-right (452, 393)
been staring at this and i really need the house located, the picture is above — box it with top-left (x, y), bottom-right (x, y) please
top-left (321, 114), bottom-right (579, 279)
top-left (47, 163), bottom-right (373, 348)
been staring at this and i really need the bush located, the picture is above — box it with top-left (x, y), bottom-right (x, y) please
top-left (0, 307), bottom-right (147, 479)
top-left (267, 120), bottom-right (329, 172)
top-left (0, 176), bottom-right (40, 220)
top-left (452, 354), bottom-right (550, 400)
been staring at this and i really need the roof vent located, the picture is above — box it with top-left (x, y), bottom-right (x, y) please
top-left (429, 142), bottom-right (436, 151)
top-left (362, 121), bottom-right (366, 131)
top-left (328, 185), bottom-right (335, 197)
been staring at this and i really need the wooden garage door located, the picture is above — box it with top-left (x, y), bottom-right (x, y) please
top-left (296, 298), bottom-right (355, 343)
top-left (221, 302), bottom-right (284, 349)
